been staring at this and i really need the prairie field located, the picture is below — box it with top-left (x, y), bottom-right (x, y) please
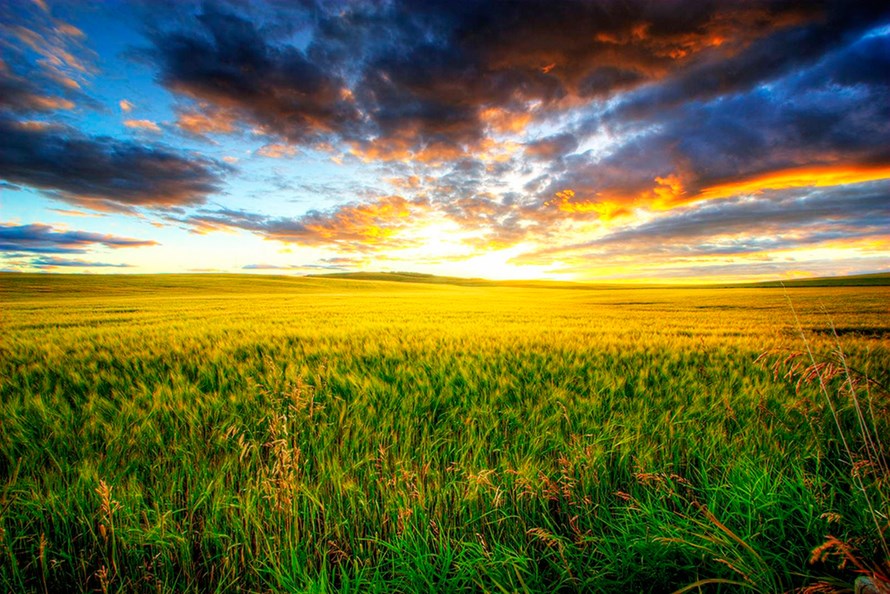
top-left (0, 273), bottom-right (888, 593)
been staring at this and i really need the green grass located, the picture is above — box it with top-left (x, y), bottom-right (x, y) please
top-left (1, 274), bottom-right (888, 592)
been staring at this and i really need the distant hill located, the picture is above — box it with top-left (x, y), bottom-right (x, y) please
top-left (307, 271), bottom-right (602, 289)
top-left (2, 271), bottom-right (887, 296)
top-left (311, 270), bottom-right (890, 289)
top-left (310, 271), bottom-right (488, 285)
top-left (730, 272), bottom-right (890, 288)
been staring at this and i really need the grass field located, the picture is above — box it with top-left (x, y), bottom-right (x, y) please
top-left (1, 273), bottom-right (888, 593)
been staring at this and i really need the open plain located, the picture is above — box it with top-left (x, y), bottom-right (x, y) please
top-left (1, 273), bottom-right (888, 592)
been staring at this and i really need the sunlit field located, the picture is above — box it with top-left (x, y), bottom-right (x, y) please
top-left (1, 274), bottom-right (888, 593)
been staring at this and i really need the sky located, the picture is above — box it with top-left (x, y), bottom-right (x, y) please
top-left (1, 0), bottom-right (889, 282)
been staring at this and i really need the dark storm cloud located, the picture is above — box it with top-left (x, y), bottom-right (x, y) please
top-left (606, 1), bottom-right (890, 124)
top-left (685, 31), bottom-right (890, 177)
top-left (148, 0), bottom-right (863, 159)
top-left (148, 2), bottom-right (360, 145)
top-left (0, 223), bottom-right (159, 254)
top-left (544, 29), bottom-right (890, 209)
top-left (0, 118), bottom-right (227, 211)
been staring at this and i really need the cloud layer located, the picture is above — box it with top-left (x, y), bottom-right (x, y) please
top-left (147, 2), bottom-right (888, 159)
top-left (0, 118), bottom-right (226, 211)
top-left (1, 0), bottom-right (888, 279)
top-left (0, 222), bottom-right (158, 254)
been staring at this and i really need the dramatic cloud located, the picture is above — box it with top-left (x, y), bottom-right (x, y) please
top-left (146, 2), bottom-right (888, 157)
top-left (184, 195), bottom-right (433, 251)
top-left (605, 3), bottom-right (890, 122)
top-left (514, 181), bottom-right (890, 265)
top-left (149, 3), bottom-right (360, 145)
top-left (2, 1), bottom-right (888, 279)
top-left (0, 222), bottom-right (159, 254)
top-left (538, 29), bottom-right (890, 216)
top-left (0, 117), bottom-right (227, 210)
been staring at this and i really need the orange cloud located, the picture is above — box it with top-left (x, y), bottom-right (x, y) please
top-left (176, 109), bottom-right (237, 135)
top-left (350, 136), bottom-right (467, 164)
top-left (46, 71), bottom-right (81, 89)
top-left (240, 196), bottom-right (436, 251)
top-left (124, 119), bottom-right (161, 132)
top-left (302, 196), bottom-right (414, 243)
top-left (480, 107), bottom-right (533, 134)
top-left (55, 23), bottom-right (85, 39)
top-left (546, 189), bottom-right (631, 220)
top-left (348, 139), bottom-right (407, 162)
top-left (641, 174), bottom-right (687, 208)
top-left (119, 99), bottom-right (134, 112)
top-left (12, 25), bottom-right (92, 74)
top-left (256, 143), bottom-right (298, 158)
top-left (30, 95), bottom-right (74, 110)
top-left (695, 163), bottom-right (890, 203)
top-left (48, 208), bottom-right (106, 218)
top-left (569, 164), bottom-right (890, 217)
top-left (351, 131), bottom-right (519, 166)
top-left (186, 196), bottom-right (437, 251)
top-left (387, 175), bottom-right (423, 190)
top-left (478, 137), bottom-right (521, 163)
top-left (416, 143), bottom-right (466, 163)
top-left (14, 120), bottom-right (62, 131)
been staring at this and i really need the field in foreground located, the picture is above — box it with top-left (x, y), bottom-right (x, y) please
top-left (1, 274), bottom-right (888, 593)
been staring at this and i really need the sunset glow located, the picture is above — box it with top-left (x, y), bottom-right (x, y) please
top-left (1, 1), bottom-right (888, 281)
